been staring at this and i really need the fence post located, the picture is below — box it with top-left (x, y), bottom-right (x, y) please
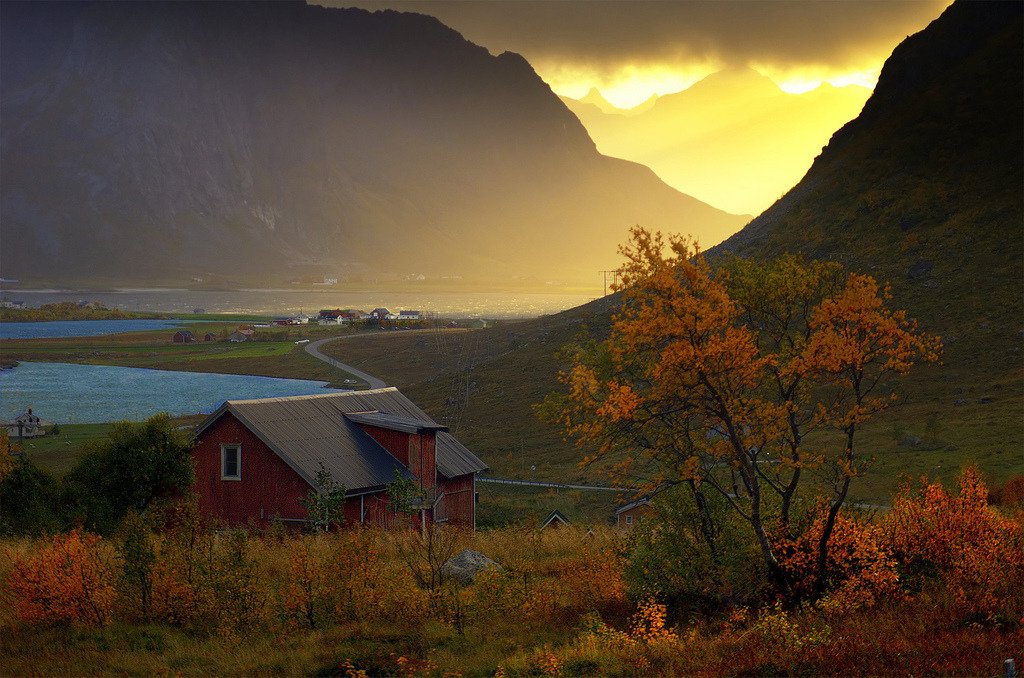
top-left (1005, 658), bottom-right (1016, 678)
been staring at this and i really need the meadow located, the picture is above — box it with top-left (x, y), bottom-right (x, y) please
top-left (0, 469), bottom-right (1021, 676)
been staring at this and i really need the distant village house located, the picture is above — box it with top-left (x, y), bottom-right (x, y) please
top-left (190, 388), bottom-right (488, 530)
top-left (172, 330), bottom-right (197, 343)
top-left (3, 408), bottom-right (49, 439)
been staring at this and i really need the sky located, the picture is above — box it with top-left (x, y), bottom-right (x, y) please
top-left (333, 0), bottom-right (952, 107)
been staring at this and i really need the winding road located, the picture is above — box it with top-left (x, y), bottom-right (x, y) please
top-left (304, 336), bottom-right (388, 389)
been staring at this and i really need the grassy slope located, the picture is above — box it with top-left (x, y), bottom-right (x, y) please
top-left (712, 2), bottom-right (1024, 496)
top-left (320, 6), bottom-right (1024, 501)
top-left (320, 300), bottom-right (616, 485)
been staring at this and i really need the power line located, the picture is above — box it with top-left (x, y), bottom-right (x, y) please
top-left (599, 270), bottom-right (619, 296)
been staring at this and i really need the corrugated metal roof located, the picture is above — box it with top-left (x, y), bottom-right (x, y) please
top-left (194, 388), bottom-right (487, 491)
top-left (344, 411), bottom-right (446, 434)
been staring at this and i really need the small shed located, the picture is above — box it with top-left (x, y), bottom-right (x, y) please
top-left (229, 331), bottom-right (250, 342)
top-left (173, 330), bottom-right (197, 343)
top-left (540, 510), bottom-right (571, 530)
top-left (615, 496), bottom-right (653, 528)
top-left (204, 332), bottom-right (217, 342)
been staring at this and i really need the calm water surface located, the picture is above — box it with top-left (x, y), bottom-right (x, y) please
top-left (0, 362), bottom-right (344, 423)
top-left (0, 319), bottom-right (190, 340)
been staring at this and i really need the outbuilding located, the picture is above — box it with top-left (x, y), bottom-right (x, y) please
top-left (615, 495), bottom-right (653, 528)
top-left (172, 330), bottom-right (196, 343)
top-left (190, 388), bottom-right (488, 530)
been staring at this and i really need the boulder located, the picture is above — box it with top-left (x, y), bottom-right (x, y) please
top-left (442, 549), bottom-right (502, 585)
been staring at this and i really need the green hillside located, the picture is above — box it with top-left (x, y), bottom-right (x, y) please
top-left (324, 1), bottom-right (1023, 502)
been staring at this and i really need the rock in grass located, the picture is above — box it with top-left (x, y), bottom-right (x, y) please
top-left (443, 549), bottom-right (502, 584)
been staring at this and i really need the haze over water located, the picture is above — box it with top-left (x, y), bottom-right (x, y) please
top-left (9, 289), bottom-right (598, 319)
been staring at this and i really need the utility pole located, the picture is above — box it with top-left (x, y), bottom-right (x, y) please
top-left (599, 270), bottom-right (619, 296)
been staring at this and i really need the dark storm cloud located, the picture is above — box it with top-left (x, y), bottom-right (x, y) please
top-left (330, 1), bottom-right (951, 70)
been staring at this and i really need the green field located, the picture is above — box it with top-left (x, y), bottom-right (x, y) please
top-left (0, 322), bottom-right (368, 387)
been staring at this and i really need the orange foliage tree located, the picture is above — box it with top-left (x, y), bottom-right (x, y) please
top-left (8, 529), bottom-right (117, 627)
top-left (552, 227), bottom-right (941, 602)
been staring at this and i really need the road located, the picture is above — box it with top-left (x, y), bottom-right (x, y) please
top-left (304, 336), bottom-right (389, 389)
top-left (477, 476), bottom-right (635, 493)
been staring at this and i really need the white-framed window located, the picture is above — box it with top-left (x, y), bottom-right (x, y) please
top-left (625, 515), bottom-right (634, 525)
top-left (221, 444), bottom-right (241, 480)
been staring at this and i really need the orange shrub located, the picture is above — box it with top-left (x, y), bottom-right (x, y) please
top-left (883, 467), bottom-right (1024, 619)
top-left (330, 529), bottom-right (428, 625)
top-left (280, 538), bottom-right (330, 629)
top-left (775, 506), bottom-right (899, 612)
top-left (7, 529), bottom-right (117, 627)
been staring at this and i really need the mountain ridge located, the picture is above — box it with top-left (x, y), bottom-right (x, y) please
top-left (0, 1), bottom-right (746, 287)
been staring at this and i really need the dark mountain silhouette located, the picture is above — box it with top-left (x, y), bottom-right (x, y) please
top-left (0, 1), bottom-right (746, 287)
top-left (717, 0), bottom-right (1023, 354)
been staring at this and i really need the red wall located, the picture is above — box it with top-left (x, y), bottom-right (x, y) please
top-left (193, 413), bottom-right (475, 530)
top-left (192, 412), bottom-right (312, 527)
top-left (356, 424), bottom-right (437, 492)
top-left (361, 425), bottom-right (411, 466)
top-left (437, 473), bottom-right (475, 527)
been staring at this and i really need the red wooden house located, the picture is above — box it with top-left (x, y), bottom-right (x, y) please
top-left (191, 388), bottom-right (487, 530)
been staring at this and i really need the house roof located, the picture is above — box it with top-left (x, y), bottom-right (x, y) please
top-left (193, 388), bottom-right (487, 494)
top-left (344, 411), bottom-right (446, 434)
top-left (540, 510), bottom-right (570, 528)
top-left (615, 495), bottom-right (653, 515)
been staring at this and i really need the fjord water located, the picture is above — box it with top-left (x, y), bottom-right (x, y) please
top-left (0, 319), bottom-right (190, 340)
top-left (0, 362), bottom-right (344, 423)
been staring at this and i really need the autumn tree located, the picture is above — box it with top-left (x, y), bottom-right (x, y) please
top-left (553, 227), bottom-right (940, 603)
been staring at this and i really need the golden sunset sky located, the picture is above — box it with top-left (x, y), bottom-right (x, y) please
top-left (328, 1), bottom-right (953, 215)
top-left (334, 0), bottom-right (951, 108)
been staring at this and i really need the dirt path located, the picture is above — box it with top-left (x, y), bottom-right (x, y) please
top-left (304, 336), bottom-right (388, 389)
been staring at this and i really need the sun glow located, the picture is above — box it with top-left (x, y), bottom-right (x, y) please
top-left (542, 61), bottom-right (721, 110)
top-left (753, 64), bottom-right (880, 94)
top-left (546, 60), bottom-right (877, 109)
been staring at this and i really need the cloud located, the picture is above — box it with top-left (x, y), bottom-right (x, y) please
top-left (330, 1), bottom-right (950, 73)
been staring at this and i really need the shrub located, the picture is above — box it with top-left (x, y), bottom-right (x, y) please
top-left (7, 529), bottom-right (117, 627)
top-left (883, 467), bottom-right (1024, 620)
top-left (775, 503), bottom-right (899, 613)
top-left (624, 485), bottom-right (767, 616)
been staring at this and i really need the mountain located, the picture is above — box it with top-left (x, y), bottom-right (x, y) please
top-left (718, 0), bottom-right (1023, 364)
top-left (562, 88), bottom-right (658, 117)
top-left (578, 88), bottom-right (620, 115)
top-left (341, 0), bottom-right (1022, 495)
top-left (0, 1), bottom-right (746, 288)
top-left (563, 67), bottom-right (871, 215)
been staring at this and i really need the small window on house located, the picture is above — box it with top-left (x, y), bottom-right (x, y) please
top-left (625, 515), bottom-right (633, 525)
top-left (221, 444), bottom-right (241, 480)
